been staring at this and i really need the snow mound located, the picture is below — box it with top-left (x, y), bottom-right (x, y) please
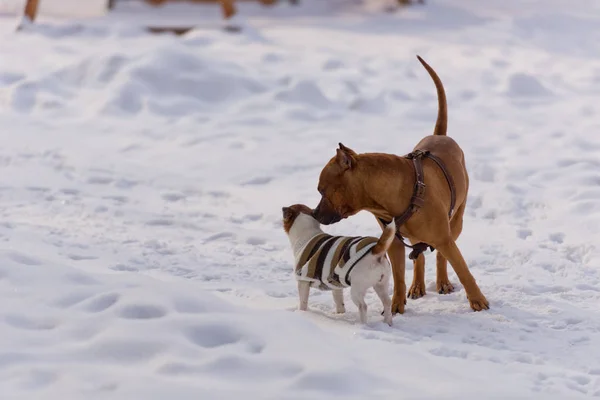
top-left (275, 80), bottom-right (332, 108)
top-left (0, 245), bottom-right (401, 399)
top-left (6, 44), bottom-right (268, 117)
top-left (507, 72), bottom-right (553, 98)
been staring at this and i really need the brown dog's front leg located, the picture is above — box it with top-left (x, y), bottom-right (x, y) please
top-left (437, 240), bottom-right (489, 311)
top-left (376, 218), bottom-right (406, 314)
top-left (389, 239), bottom-right (407, 314)
top-left (408, 253), bottom-right (426, 299)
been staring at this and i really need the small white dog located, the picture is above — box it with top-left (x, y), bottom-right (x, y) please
top-left (282, 204), bottom-right (395, 326)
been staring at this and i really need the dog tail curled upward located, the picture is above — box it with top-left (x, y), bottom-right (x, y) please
top-left (372, 219), bottom-right (396, 261)
top-left (416, 55), bottom-right (447, 136)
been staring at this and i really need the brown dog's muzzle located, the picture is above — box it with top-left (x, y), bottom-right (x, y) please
top-left (312, 198), bottom-right (343, 225)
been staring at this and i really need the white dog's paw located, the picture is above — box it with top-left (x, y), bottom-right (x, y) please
top-left (384, 315), bottom-right (393, 327)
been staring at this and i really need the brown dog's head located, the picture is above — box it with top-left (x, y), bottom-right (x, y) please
top-left (282, 203), bottom-right (314, 233)
top-left (313, 143), bottom-right (362, 225)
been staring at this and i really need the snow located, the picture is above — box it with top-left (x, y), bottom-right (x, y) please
top-left (1, 0), bottom-right (600, 398)
top-left (0, 0), bottom-right (109, 17)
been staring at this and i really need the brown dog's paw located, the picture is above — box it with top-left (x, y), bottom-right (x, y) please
top-left (437, 280), bottom-right (454, 294)
top-left (408, 283), bottom-right (426, 299)
top-left (468, 295), bottom-right (490, 311)
top-left (391, 296), bottom-right (405, 314)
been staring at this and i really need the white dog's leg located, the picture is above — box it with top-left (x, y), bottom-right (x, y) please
top-left (350, 284), bottom-right (368, 324)
top-left (297, 280), bottom-right (310, 311)
top-left (332, 289), bottom-right (346, 313)
top-left (373, 272), bottom-right (393, 326)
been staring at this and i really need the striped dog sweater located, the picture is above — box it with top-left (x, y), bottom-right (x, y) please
top-left (295, 234), bottom-right (380, 290)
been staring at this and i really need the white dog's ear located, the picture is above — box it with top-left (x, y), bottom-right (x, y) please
top-left (282, 207), bottom-right (292, 219)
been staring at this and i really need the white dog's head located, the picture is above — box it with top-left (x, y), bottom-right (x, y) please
top-left (281, 203), bottom-right (317, 234)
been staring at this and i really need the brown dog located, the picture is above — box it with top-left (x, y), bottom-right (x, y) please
top-left (312, 55), bottom-right (489, 315)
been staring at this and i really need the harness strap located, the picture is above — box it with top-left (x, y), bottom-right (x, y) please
top-left (391, 150), bottom-right (426, 227)
top-left (378, 149), bottom-right (456, 260)
top-left (343, 249), bottom-right (373, 286)
top-left (425, 153), bottom-right (456, 218)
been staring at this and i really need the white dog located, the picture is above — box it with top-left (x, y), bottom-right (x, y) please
top-left (282, 204), bottom-right (395, 326)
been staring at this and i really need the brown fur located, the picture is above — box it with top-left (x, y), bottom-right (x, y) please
top-left (281, 204), bottom-right (313, 233)
top-left (313, 55), bottom-right (489, 314)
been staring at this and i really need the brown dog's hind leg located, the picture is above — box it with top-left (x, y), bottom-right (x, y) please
top-left (436, 239), bottom-right (489, 311)
top-left (376, 218), bottom-right (406, 314)
top-left (436, 252), bottom-right (454, 294)
top-left (436, 202), bottom-right (465, 294)
top-left (408, 253), bottom-right (426, 299)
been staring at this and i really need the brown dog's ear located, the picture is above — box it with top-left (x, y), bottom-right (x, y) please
top-left (338, 143), bottom-right (357, 156)
top-left (336, 146), bottom-right (356, 170)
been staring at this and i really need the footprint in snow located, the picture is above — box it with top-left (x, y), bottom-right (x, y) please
top-left (162, 192), bottom-right (186, 202)
top-left (26, 186), bottom-right (50, 193)
top-left (549, 232), bottom-right (565, 244)
top-left (110, 264), bottom-right (139, 272)
top-left (204, 232), bottom-right (235, 243)
top-left (146, 219), bottom-right (174, 227)
top-left (87, 176), bottom-right (113, 185)
top-left (114, 179), bottom-right (138, 189)
top-left (6, 251), bottom-right (41, 266)
top-left (68, 254), bottom-right (98, 261)
top-left (102, 195), bottom-right (128, 204)
top-left (262, 52), bottom-right (284, 63)
top-left (517, 228), bottom-right (532, 239)
top-left (247, 237), bottom-right (266, 245)
top-left (207, 190), bottom-right (229, 198)
top-left (118, 304), bottom-right (167, 320)
top-left (19, 370), bottom-right (59, 390)
top-left (4, 314), bottom-right (59, 331)
top-left (60, 188), bottom-right (80, 195)
top-left (323, 59), bottom-right (344, 71)
top-left (242, 176), bottom-right (273, 186)
top-left (230, 214), bottom-right (262, 224)
top-left (491, 58), bottom-right (509, 69)
top-left (0, 71), bottom-right (25, 86)
top-left (184, 323), bottom-right (264, 353)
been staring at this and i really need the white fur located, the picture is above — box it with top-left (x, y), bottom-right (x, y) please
top-left (287, 213), bottom-right (393, 326)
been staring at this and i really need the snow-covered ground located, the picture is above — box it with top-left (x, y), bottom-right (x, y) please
top-left (1, 0), bottom-right (600, 398)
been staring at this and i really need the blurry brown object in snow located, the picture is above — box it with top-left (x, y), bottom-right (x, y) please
top-left (23, 0), bottom-right (40, 22)
top-left (144, 0), bottom-right (280, 20)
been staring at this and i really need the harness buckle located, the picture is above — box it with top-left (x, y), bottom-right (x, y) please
top-left (407, 149), bottom-right (430, 159)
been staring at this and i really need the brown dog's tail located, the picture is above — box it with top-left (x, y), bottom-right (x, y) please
top-left (371, 219), bottom-right (396, 261)
top-left (417, 55), bottom-right (447, 136)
